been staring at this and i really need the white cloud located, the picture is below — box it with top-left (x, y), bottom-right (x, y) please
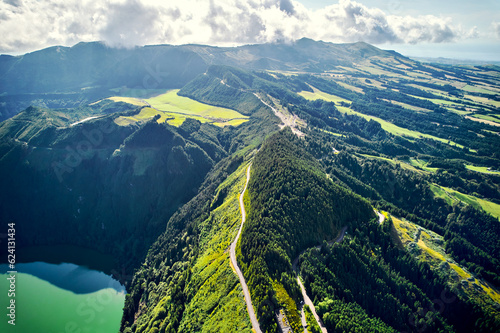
top-left (387, 15), bottom-right (456, 44)
top-left (493, 21), bottom-right (500, 39)
top-left (0, 0), bottom-right (477, 54)
top-left (311, 0), bottom-right (400, 43)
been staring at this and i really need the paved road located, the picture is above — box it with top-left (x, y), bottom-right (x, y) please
top-left (330, 226), bottom-right (348, 245)
top-left (229, 164), bottom-right (262, 333)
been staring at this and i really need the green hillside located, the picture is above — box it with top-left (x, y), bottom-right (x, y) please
top-left (122, 159), bottom-right (254, 333)
top-left (237, 130), bottom-right (375, 332)
top-left (0, 103), bottom-right (228, 271)
top-left (1, 39), bottom-right (499, 333)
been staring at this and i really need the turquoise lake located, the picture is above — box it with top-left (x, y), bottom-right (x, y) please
top-left (1, 261), bottom-right (125, 333)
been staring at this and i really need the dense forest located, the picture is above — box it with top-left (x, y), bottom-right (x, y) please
top-left (299, 218), bottom-right (499, 332)
top-left (237, 130), bottom-right (374, 332)
top-left (1, 40), bottom-right (499, 333)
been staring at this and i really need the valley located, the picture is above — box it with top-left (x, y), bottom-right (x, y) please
top-left (1, 39), bottom-right (499, 333)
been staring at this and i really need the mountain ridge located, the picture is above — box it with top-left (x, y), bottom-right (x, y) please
top-left (0, 38), bottom-right (406, 93)
top-left (0, 38), bottom-right (413, 123)
top-left (1, 36), bottom-right (500, 332)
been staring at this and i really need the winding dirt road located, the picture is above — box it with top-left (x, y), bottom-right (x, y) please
top-left (70, 116), bottom-right (101, 126)
top-left (230, 164), bottom-right (262, 333)
top-left (253, 93), bottom-right (305, 137)
top-left (229, 168), bottom-right (376, 333)
top-left (297, 278), bottom-right (328, 333)
top-left (293, 211), bottom-right (384, 332)
top-left (376, 210), bottom-right (385, 224)
top-left (292, 227), bottom-right (348, 333)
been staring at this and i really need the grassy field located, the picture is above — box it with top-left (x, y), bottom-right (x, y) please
top-left (429, 184), bottom-right (455, 205)
top-left (462, 84), bottom-right (497, 95)
top-left (465, 115), bottom-right (500, 127)
top-left (408, 93), bottom-right (480, 117)
top-left (407, 84), bottom-right (475, 108)
top-left (356, 64), bottom-right (395, 77)
top-left (391, 214), bottom-right (500, 305)
top-left (448, 108), bottom-right (472, 116)
top-left (410, 95), bottom-right (458, 106)
top-left (406, 71), bottom-right (433, 80)
top-left (465, 95), bottom-right (500, 108)
top-left (337, 105), bottom-right (468, 149)
top-left (465, 164), bottom-right (500, 175)
top-left (360, 154), bottom-right (421, 173)
top-left (299, 87), bottom-right (470, 150)
top-left (470, 114), bottom-right (500, 125)
top-left (336, 81), bottom-right (364, 94)
top-left (429, 184), bottom-right (500, 219)
top-left (107, 96), bottom-right (147, 106)
top-left (213, 118), bottom-right (249, 127)
top-left (482, 129), bottom-right (500, 135)
top-left (114, 107), bottom-right (210, 127)
top-left (358, 77), bottom-right (385, 89)
top-left (319, 128), bottom-right (345, 137)
top-left (112, 90), bottom-right (248, 127)
top-left (408, 158), bottom-right (439, 173)
top-left (298, 86), bottom-right (351, 104)
top-left (147, 90), bottom-right (246, 118)
top-left (383, 99), bottom-right (431, 113)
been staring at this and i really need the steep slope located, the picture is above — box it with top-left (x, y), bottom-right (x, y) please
top-left (0, 102), bottom-right (226, 272)
top-left (0, 42), bottom-right (207, 121)
top-left (237, 129), bottom-right (375, 332)
top-left (186, 38), bottom-right (405, 71)
top-left (120, 155), bottom-right (256, 333)
top-left (118, 75), bottom-right (281, 332)
top-left (1, 39), bottom-right (500, 333)
top-left (230, 164), bottom-right (262, 333)
top-left (298, 213), bottom-right (500, 332)
top-left (0, 39), bottom-right (403, 95)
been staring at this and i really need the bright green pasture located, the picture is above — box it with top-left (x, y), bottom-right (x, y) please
top-left (430, 184), bottom-right (500, 219)
top-left (300, 87), bottom-right (469, 150)
top-left (112, 90), bottom-right (248, 127)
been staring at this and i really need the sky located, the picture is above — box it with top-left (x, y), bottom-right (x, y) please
top-left (1, 0), bottom-right (499, 61)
